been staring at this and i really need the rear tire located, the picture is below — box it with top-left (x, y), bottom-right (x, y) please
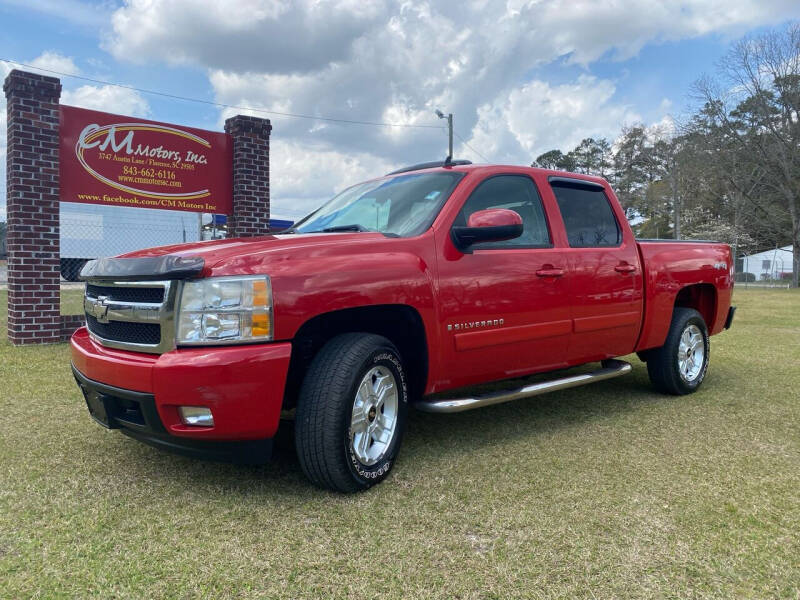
top-left (647, 307), bottom-right (709, 395)
top-left (295, 333), bottom-right (408, 492)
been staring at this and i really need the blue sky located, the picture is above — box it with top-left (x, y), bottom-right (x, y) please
top-left (2, 0), bottom-right (800, 220)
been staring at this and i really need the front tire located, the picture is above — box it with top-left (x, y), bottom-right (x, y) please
top-left (295, 333), bottom-right (408, 492)
top-left (647, 307), bottom-right (710, 395)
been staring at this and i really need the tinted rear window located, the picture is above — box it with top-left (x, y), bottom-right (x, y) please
top-left (551, 182), bottom-right (621, 247)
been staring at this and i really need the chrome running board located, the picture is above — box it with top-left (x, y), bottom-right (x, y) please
top-left (415, 359), bottom-right (632, 414)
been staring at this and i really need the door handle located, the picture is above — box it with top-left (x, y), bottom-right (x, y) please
top-left (614, 263), bottom-right (636, 273)
top-left (536, 267), bottom-right (565, 277)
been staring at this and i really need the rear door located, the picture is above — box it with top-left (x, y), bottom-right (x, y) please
top-left (435, 173), bottom-right (572, 390)
top-left (547, 177), bottom-right (644, 363)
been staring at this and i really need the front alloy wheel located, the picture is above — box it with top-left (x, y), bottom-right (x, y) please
top-left (295, 333), bottom-right (408, 492)
top-left (350, 366), bottom-right (399, 466)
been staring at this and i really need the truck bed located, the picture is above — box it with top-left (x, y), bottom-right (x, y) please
top-left (635, 239), bottom-right (733, 351)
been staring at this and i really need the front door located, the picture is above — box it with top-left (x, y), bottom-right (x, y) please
top-left (435, 174), bottom-right (572, 391)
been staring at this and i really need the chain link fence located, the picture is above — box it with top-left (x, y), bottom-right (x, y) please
top-left (59, 202), bottom-right (204, 280)
top-left (58, 202), bottom-right (205, 314)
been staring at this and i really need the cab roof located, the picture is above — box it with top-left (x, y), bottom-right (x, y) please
top-left (385, 160), bottom-right (609, 187)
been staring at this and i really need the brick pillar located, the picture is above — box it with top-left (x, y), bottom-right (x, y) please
top-left (224, 115), bottom-right (272, 237)
top-left (4, 70), bottom-right (63, 345)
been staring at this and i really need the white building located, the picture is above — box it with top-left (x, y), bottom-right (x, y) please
top-left (740, 245), bottom-right (793, 280)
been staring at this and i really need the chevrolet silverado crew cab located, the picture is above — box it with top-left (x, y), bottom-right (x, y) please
top-left (71, 161), bottom-right (735, 492)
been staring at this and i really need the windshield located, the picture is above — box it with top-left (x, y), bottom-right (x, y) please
top-left (292, 171), bottom-right (465, 237)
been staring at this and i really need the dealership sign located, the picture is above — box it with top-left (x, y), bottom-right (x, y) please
top-left (60, 105), bottom-right (232, 214)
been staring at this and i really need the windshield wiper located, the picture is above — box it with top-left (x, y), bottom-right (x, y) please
top-left (320, 224), bottom-right (372, 233)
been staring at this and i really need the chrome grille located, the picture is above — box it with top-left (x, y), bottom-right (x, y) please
top-left (86, 283), bottom-right (165, 304)
top-left (83, 280), bottom-right (177, 354)
top-left (86, 315), bottom-right (162, 345)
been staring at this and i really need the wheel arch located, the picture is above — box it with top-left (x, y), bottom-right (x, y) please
top-left (674, 283), bottom-right (717, 331)
top-left (282, 304), bottom-right (429, 411)
top-left (636, 282), bottom-right (718, 354)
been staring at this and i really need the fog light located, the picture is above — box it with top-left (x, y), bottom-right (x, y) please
top-left (178, 406), bottom-right (214, 427)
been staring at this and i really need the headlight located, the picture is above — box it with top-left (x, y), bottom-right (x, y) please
top-left (176, 276), bottom-right (272, 345)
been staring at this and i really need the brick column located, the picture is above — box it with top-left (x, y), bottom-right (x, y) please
top-left (4, 70), bottom-right (63, 344)
top-left (224, 115), bottom-right (272, 237)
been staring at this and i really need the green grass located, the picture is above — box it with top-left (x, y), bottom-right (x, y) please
top-left (60, 288), bottom-right (85, 315)
top-left (1, 289), bottom-right (798, 598)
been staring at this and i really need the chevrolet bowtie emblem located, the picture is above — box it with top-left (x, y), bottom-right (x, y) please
top-left (91, 296), bottom-right (111, 324)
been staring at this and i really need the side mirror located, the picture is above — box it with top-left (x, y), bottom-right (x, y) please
top-left (451, 208), bottom-right (523, 252)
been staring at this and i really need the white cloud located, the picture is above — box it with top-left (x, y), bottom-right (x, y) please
top-left (61, 85), bottom-right (150, 116)
top-left (12, 51), bottom-right (150, 117)
top-left (104, 0), bottom-right (800, 216)
top-left (7, 1), bottom-right (800, 218)
top-left (223, 72), bottom-right (644, 216)
top-left (1, 51), bottom-right (79, 80)
top-left (29, 51), bottom-right (81, 76)
top-left (268, 139), bottom-right (394, 217)
top-left (646, 115), bottom-right (677, 141)
top-left (504, 75), bottom-right (641, 155)
top-left (107, 0), bottom-right (800, 74)
top-left (105, 0), bottom-right (385, 73)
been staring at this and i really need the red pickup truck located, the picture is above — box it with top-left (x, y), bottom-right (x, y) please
top-left (71, 162), bottom-right (735, 492)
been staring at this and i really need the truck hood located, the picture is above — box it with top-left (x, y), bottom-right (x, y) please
top-left (120, 232), bottom-right (389, 272)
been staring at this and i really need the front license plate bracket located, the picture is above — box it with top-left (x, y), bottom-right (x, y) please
top-left (84, 391), bottom-right (119, 429)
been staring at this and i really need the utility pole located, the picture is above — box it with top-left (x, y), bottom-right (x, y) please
top-left (447, 113), bottom-right (453, 160)
top-left (436, 110), bottom-right (453, 159)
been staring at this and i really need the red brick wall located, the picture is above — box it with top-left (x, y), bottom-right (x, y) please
top-left (60, 314), bottom-right (85, 342)
top-left (224, 115), bottom-right (272, 237)
top-left (4, 70), bottom-right (65, 345)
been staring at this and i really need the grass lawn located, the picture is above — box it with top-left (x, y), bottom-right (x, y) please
top-left (60, 287), bottom-right (85, 315)
top-left (1, 289), bottom-right (798, 598)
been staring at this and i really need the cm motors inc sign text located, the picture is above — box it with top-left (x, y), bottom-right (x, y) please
top-left (60, 105), bottom-right (232, 214)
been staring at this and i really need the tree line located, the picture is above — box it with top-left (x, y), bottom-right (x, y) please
top-left (533, 23), bottom-right (800, 287)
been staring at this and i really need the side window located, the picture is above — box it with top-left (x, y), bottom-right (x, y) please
top-left (456, 175), bottom-right (550, 249)
top-left (551, 181), bottom-right (621, 247)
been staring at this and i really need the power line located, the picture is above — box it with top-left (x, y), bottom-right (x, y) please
top-left (454, 130), bottom-right (491, 163)
top-left (0, 58), bottom-right (445, 130)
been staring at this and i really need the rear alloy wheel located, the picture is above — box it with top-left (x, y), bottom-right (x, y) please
top-left (295, 333), bottom-right (408, 492)
top-left (647, 307), bottom-right (710, 395)
top-left (677, 324), bottom-right (706, 383)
